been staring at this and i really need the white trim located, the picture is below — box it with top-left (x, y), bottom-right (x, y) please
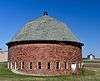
top-left (56, 62), bottom-right (60, 69)
top-left (21, 62), bottom-right (22, 69)
top-left (10, 62), bottom-right (12, 69)
top-left (66, 63), bottom-right (68, 69)
top-left (8, 62), bottom-right (9, 69)
top-left (59, 62), bottom-right (60, 69)
top-left (79, 63), bottom-right (81, 68)
top-left (15, 62), bottom-right (17, 70)
top-left (28, 62), bottom-right (30, 69)
top-left (81, 63), bottom-right (84, 68)
top-left (71, 63), bottom-right (76, 73)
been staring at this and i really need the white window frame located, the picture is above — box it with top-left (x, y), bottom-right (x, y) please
top-left (71, 63), bottom-right (77, 73)
top-left (21, 62), bottom-right (22, 69)
top-left (8, 62), bottom-right (9, 69)
top-left (10, 62), bottom-right (12, 69)
top-left (66, 62), bottom-right (68, 69)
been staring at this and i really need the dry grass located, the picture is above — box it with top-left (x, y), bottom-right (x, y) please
top-left (0, 62), bottom-right (100, 81)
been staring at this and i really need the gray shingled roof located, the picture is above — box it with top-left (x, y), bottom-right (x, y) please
top-left (11, 15), bottom-right (80, 42)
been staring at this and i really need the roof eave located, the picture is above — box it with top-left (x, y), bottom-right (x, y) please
top-left (6, 40), bottom-right (84, 47)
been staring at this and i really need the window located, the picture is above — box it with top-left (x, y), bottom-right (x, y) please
top-left (21, 62), bottom-right (24, 69)
top-left (65, 62), bottom-right (66, 69)
top-left (56, 62), bottom-right (60, 69)
top-left (10, 62), bottom-right (12, 69)
top-left (30, 62), bottom-right (32, 69)
top-left (8, 62), bottom-right (9, 69)
top-left (48, 62), bottom-right (50, 69)
top-left (38, 62), bottom-right (41, 69)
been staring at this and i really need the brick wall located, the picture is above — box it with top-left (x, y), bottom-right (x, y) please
top-left (8, 43), bottom-right (82, 76)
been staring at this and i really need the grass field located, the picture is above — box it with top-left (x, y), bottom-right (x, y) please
top-left (0, 63), bottom-right (100, 81)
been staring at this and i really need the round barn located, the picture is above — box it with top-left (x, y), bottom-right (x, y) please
top-left (6, 12), bottom-right (84, 76)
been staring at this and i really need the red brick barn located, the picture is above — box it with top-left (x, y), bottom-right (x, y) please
top-left (6, 12), bottom-right (84, 76)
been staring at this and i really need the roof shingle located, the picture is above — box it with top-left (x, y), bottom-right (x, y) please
top-left (11, 15), bottom-right (80, 42)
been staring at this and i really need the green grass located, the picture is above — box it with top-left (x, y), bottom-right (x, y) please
top-left (0, 63), bottom-right (100, 81)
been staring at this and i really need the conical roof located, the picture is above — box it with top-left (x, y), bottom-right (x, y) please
top-left (11, 14), bottom-right (80, 43)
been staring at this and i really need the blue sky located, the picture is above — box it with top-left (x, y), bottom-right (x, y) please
top-left (0, 0), bottom-right (100, 57)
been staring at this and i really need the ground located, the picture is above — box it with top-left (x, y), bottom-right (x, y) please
top-left (0, 62), bottom-right (100, 81)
